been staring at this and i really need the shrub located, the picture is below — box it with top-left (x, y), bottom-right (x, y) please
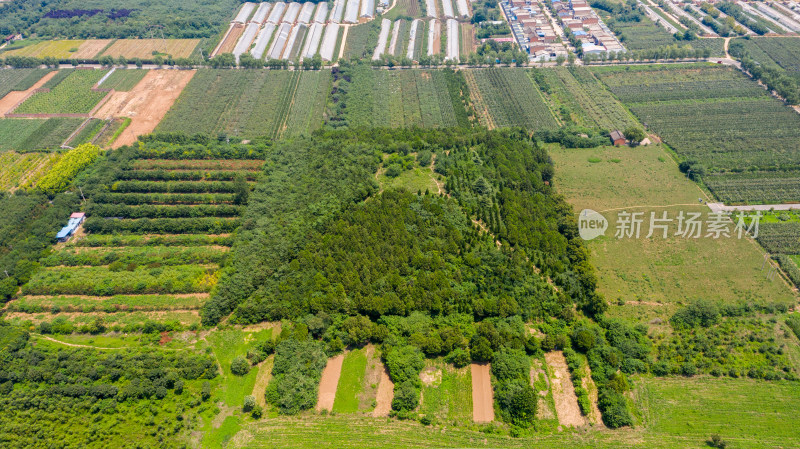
top-left (384, 345), bottom-right (425, 384)
top-left (243, 395), bottom-right (256, 412)
top-left (251, 405), bottom-right (263, 419)
top-left (231, 356), bottom-right (250, 376)
top-left (445, 348), bottom-right (470, 368)
top-left (491, 348), bottom-right (530, 381)
top-left (391, 380), bottom-right (420, 412)
top-left (670, 300), bottom-right (720, 329)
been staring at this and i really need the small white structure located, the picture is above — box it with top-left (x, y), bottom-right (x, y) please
top-left (427, 19), bottom-right (438, 56)
top-left (233, 2), bottom-right (257, 23)
top-left (388, 20), bottom-right (402, 56)
top-left (282, 2), bottom-right (302, 23)
top-left (344, 0), bottom-right (361, 23)
top-left (303, 22), bottom-right (325, 59)
top-left (455, 0), bottom-right (470, 18)
top-left (251, 2), bottom-right (272, 24)
top-left (313, 3), bottom-right (329, 23)
top-left (407, 19), bottom-right (421, 59)
top-left (298, 2), bottom-right (316, 24)
top-left (425, 0), bottom-right (437, 18)
top-left (361, 0), bottom-right (376, 18)
top-left (267, 2), bottom-right (287, 24)
top-left (330, 0), bottom-right (346, 23)
top-left (446, 18), bottom-right (459, 61)
top-left (373, 18), bottom-right (392, 60)
top-left (251, 23), bottom-right (278, 59)
top-left (319, 23), bottom-right (340, 61)
top-left (441, 0), bottom-right (455, 18)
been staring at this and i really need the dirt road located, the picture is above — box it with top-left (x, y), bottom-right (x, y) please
top-left (545, 351), bottom-right (586, 428)
top-left (372, 368), bottom-right (394, 417)
top-left (94, 69), bottom-right (195, 148)
top-left (470, 363), bottom-right (494, 423)
top-left (0, 70), bottom-right (57, 116)
top-left (316, 353), bottom-right (345, 412)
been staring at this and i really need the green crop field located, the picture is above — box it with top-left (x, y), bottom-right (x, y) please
top-left (0, 68), bottom-right (53, 98)
top-left (548, 144), bottom-right (796, 324)
top-left (537, 66), bottom-right (639, 130)
top-left (0, 151), bottom-right (60, 191)
top-left (592, 64), bottom-right (800, 203)
top-left (332, 348), bottom-right (369, 414)
top-left (156, 69), bottom-right (328, 139)
top-left (332, 65), bottom-right (470, 128)
top-left (464, 68), bottom-right (558, 131)
top-left (418, 359), bottom-right (473, 426)
top-left (5, 139), bottom-right (264, 329)
top-left (99, 68), bottom-right (148, 91)
top-left (0, 118), bottom-right (85, 151)
top-left (732, 37), bottom-right (800, 74)
top-left (14, 69), bottom-right (109, 114)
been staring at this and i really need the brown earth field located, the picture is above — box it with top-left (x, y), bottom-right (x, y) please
top-left (470, 363), bottom-right (494, 423)
top-left (316, 353), bottom-right (345, 412)
top-left (94, 69), bottom-right (196, 147)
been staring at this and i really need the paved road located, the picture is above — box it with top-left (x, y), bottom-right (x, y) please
top-left (707, 202), bottom-right (800, 213)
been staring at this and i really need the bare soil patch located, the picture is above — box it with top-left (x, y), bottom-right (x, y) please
top-left (544, 351), bottom-right (586, 428)
top-left (218, 26), bottom-right (245, 55)
top-left (420, 366), bottom-right (442, 386)
top-left (316, 353), bottom-right (345, 412)
top-left (0, 71), bottom-right (57, 116)
top-left (372, 366), bottom-right (394, 417)
top-left (94, 69), bottom-right (196, 148)
top-left (74, 39), bottom-right (113, 59)
top-left (470, 363), bottom-right (494, 423)
top-left (581, 364), bottom-right (605, 427)
top-left (252, 355), bottom-right (275, 408)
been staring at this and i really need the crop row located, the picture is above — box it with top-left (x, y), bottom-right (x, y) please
top-left (0, 118), bottom-right (85, 152)
top-left (22, 265), bottom-right (216, 296)
top-left (15, 69), bottom-right (109, 114)
top-left (84, 217), bottom-right (240, 234)
top-left (469, 68), bottom-right (558, 131)
top-left (130, 158), bottom-right (264, 171)
top-left (110, 180), bottom-right (238, 193)
top-left (71, 233), bottom-right (233, 248)
top-left (86, 203), bottom-right (243, 219)
top-left (704, 171), bottom-right (800, 204)
top-left (0, 151), bottom-right (60, 191)
top-left (92, 192), bottom-right (237, 205)
top-left (38, 144), bottom-right (102, 194)
top-left (118, 169), bottom-right (257, 182)
top-left (7, 294), bottom-right (207, 314)
top-left (755, 223), bottom-right (800, 255)
top-left (40, 245), bottom-right (226, 267)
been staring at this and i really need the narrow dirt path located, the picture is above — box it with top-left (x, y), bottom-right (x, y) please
top-left (338, 25), bottom-right (350, 61)
top-left (470, 363), bottom-right (494, 423)
top-left (0, 70), bottom-right (58, 116)
top-left (372, 367), bottom-right (394, 417)
top-left (34, 334), bottom-right (125, 350)
top-left (582, 364), bottom-right (605, 427)
top-left (544, 351), bottom-right (586, 428)
top-left (252, 355), bottom-right (275, 408)
top-left (316, 353), bottom-right (345, 412)
top-left (723, 36), bottom-right (731, 58)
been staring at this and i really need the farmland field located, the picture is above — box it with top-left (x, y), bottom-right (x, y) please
top-left (464, 68), bottom-right (558, 131)
top-left (156, 69), bottom-right (328, 138)
top-left (0, 69), bottom-right (54, 99)
top-left (731, 37), bottom-right (800, 74)
top-left (334, 65), bottom-right (470, 128)
top-left (7, 139), bottom-right (263, 328)
top-left (537, 66), bottom-right (639, 130)
top-left (592, 64), bottom-right (800, 202)
top-left (418, 359), bottom-right (473, 426)
top-left (1, 39), bottom-right (114, 60)
top-left (332, 348), bottom-right (368, 414)
top-left (99, 69), bottom-right (148, 91)
top-left (13, 69), bottom-right (109, 115)
top-left (100, 39), bottom-right (201, 59)
top-left (0, 151), bottom-right (60, 191)
top-left (548, 143), bottom-right (796, 323)
top-left (0, 118), bottom-right (85, 150)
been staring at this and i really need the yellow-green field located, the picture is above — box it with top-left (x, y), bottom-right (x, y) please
top-left (3, 39), bottom-right (112, 59)
top-left (549, 144), bottom-right (797, 323)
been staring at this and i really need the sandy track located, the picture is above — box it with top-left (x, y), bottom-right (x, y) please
top-left (316, 353), bottom-right (345, 412)
top-left (0, 71), bottom-right (57, 116)
top-left (582, 364), bottom-right (605, 427)
top-left (74, 39), bottom-right (113, 59)
top-left (470, 363), bottom-right (494, 423)
top-left (372, 367), bottom-right (394, 417)
top-left (252, 355), bottom-right (275, 408)
top-left (218, 25), bottom-right (245, 55)
top-left (545, 351), bottom-right (586, 428)
top-left (94, 69), bottom-right (195, 148)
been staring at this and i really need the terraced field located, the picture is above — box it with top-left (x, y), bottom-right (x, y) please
top-left (156, 69), bottom-right (329, 138)
top-left (592, 64), bottom-right (800, 203)
top-left (8, 143), bottom-right (264, 328)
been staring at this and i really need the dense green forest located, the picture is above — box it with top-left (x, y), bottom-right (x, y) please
top-left (0, 0), bottom-right (240, 38)
top-left (0, 324), bottom-right (218, 448)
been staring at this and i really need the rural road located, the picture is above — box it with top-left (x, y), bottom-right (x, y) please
top-left (707, 202), bottom-right (800, 213)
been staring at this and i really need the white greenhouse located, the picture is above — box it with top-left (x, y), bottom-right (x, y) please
top-left (233, 22), bottom-right (261, 62)
top-left (298, 2), bottom-right (316, 24)
top-left (319, 23), bottom-right (340, 60)
top-left (455, 0), bottom-right (470, 18)
top-left (282, 2), bottom-right (302, 23)
top-left (446, 18), bottom-right (459, 61)
top-left (407, 19), bottom-right (421, 60)
top-left (251, 2), bottom-right (272, 24)
top-left (344, 0), bottom-right (361, 23)
top-left (427, 19), bottom-right (438, 56)
top-left (267, 2), bottom-right (287, 24)
top-left (233, 2), bottom-right (257, 23)
top-left (268, 23), bottom-right (293, 59)
top-left (441, 0), bottom-right (454, 18)
top-left (251, 23), bottom-right (277, 59)
top-left (372, 18), bottom-right (392, 60)
top-left (425, 0), bottom-right (437, 18)
top-left (302, 22), bottom-right (325, 59)
top-left (360, 0), bottom-right (375, 18)
top-left (313, 3), bottom-right (329, 23)
top-left (330, 0), bottom-right (346, 23)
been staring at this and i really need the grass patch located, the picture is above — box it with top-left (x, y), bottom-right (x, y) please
top-left (333, 348), bottom-right (369, 414)
top-left (207, 327), bottom-right (273, 408)
top-left (418, 359), bottom-right (472, 426)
